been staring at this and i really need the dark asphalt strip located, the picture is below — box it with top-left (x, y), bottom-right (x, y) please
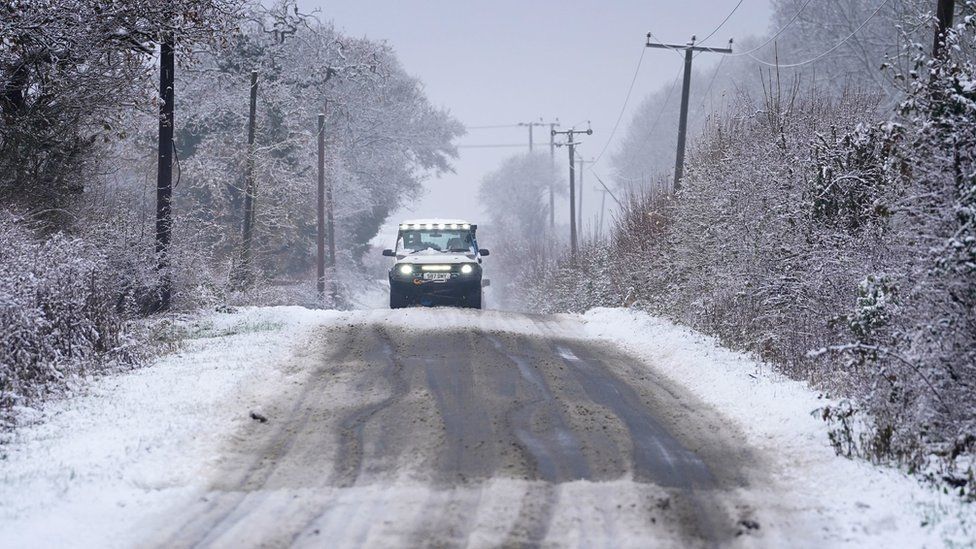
top-left (553, 342), bottom-right (714, 489)
top-left (487, 334), bottom-right (592, 483)
top-left (331, 328), bottom-right (408, 487)
top-left (555, 340), bottom-right (734, 546)
top-left (423, 351), bottom-right (500, 482)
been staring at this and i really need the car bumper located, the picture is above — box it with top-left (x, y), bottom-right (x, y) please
top-left (389, 276), bottom-right (481, 305)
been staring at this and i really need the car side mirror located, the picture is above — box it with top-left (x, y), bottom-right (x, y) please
top-left (382, 249), bottom-right (396, 257)
top-left (479, 249), bottom-right (490, 256)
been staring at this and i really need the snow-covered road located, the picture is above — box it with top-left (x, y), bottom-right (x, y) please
top-left (0, 307), bottom-right (971, 547)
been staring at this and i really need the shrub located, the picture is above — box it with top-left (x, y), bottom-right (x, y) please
top-left (0, 213), bottom-right (142, 429)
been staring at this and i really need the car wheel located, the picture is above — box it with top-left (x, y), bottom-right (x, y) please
top-left (390, 291), bottom-right (408, 309)
top-left (467, 290), bottom-right (482, 309)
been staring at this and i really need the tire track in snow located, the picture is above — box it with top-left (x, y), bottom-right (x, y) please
top-left (160, 328), bottom-right (358, 548)
top-left (331, 327), bottom-right (408, 487)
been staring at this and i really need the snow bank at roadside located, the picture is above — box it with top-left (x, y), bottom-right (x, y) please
top-left (0, 306), bottom-right (340, 548)
top-left (580, 307), bottom-right (974, 547)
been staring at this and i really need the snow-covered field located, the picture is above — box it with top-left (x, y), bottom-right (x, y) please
top-left (0, 305), bottom-right (971, 547)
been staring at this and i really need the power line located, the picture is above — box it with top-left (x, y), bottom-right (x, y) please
top-left (593, 46), bottom-right (646, 166)
top-left (647, 32), bottom-right (687, 58)
top-left (590, 170), bottom-right (622, 206)
top-left (465, 124), bottom-right (523, 129)
top-left (456, 143), bottom-right (534, 148)
top-left (745, 0), bottom-right (890, 69)
top-left (697, 0), bottom-right (744, 46)
top-left (650, 67), bottom-right (682, 133)
top-left (697, 55), bottom-right (727, 110)
top-left (729, 0), bottom-right (815, 57)
top-left (593, 67), bottom-right (681, 186)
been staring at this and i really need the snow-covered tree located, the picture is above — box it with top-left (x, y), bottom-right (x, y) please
top-left (157, 2), bottom-right (463, 290)
top-left (477, 152), bottom-right (559, 307)
top-left (0, 0), bottom-right (243, 227)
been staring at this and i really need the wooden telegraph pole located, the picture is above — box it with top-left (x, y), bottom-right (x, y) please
top-left (154, 32), bottom-right (175, 311)
top-left (577, 157), bottom-right (591, 235)
top-left (645, 34), bottom-right (733, 191)
top-left (932, 0), bottom-right (955, 59)
top-left (316, 113), bottom-right (326, 300)
top-left (316, 112), bottom-right (338, 306)
top-left (552, 126), bottom-right (593, 259)
top-left (548, 121), bottom-right (559, 229)
top-left (238, 70), bottom-right (259, 288)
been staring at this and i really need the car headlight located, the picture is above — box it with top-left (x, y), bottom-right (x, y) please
top-left (460, 264), bottom-right (474, 274)
top-left (398, 264), bottom-right (414, 275)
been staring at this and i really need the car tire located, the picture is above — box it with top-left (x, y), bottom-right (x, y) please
top-left (390, 291), bottom-right (408, 309)
top-left (467, 290), bottom-right (482, 309)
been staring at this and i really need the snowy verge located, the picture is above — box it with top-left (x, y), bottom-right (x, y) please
top-left (580, 307), bottom-right (974, 547)
top-left (0, 306), bottom-right (341, 549)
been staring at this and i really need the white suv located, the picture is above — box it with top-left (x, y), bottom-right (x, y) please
top-left (382, 219), bottom-right (489, 309)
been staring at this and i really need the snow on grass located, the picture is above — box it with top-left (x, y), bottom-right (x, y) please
top-left (0, 306), bottom-right (340, 549)
top-left (580, 307), bottom-right (975, 547)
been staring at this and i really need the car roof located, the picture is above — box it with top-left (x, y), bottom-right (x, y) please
top-left (399, 218), bottom-right (473, 226)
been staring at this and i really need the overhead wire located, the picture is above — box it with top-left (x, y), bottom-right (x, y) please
top-left (592, 46), bottom-right (646, 166)
top-left (585, 65), bottom-right (682, 188)
top-left (646, 66), bottom-right (683, 138)
top-left (646, 31), bottom-right (688, 58)
top-left (590, 171), bottom-right (623, 206)
top-left (464, 124), bottom-right (522, 129)
top-left (588, 0), bottom-right (743, 167)
top-left (729, 0), bottom-right (815, 57)
top-left (697, 0), bottom-right (744, 46)
top-left (697, 55), bottom-right (727, 111)
top-left (456, 143), bottom-right (532, 148)
top-left (744, 0), bottom-right (890, 68)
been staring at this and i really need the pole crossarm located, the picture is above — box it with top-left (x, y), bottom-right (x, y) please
top-left (551, 129), bottom-right (592, 137)
top-left (519, 120), bottom-right (554, 152)
top-left (645, 33), bottom-right (734, 53)
top-left (551, 127), bottom-right (593, 258)
top-left (644, 34), bottom-right (733, 191)
top-left (645, 42), bottom-right (733, 54)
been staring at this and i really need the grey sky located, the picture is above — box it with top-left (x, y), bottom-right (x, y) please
top-left (301, 1), bottom-right (772, 240)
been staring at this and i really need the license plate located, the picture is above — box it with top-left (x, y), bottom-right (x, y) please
top-left (422, 273), bottom-right (450, 281)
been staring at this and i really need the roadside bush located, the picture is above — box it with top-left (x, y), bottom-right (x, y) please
top-left (0, 213), bottom-right (142, 430)
top-left (518, 34), bottom-right (976, 497)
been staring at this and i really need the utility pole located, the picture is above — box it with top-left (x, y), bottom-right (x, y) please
top-left (592, 171), bottom-right (622, 242)
top-left (932, 0), bottom-right (955, 59)
top-left (548, 121), bottom-right (558, 229)
top-left (519, 120), bottom-right (549, 153)
top-left (238, 70), bottom-right (259, 288)
top-left (646, 34), bottom-right (732, 191)
top-left (154, 31), bottom-right (175, 312)
top-left (316, 113), bottom-right (326, 301)
top-left (552, 126), bottom-right (593, 259)
top-left (523, 119), bottom-right (559, 230)
top-left (577, 157), bottom-right (590, 235)
top-left (326, 132), bottom-right (337, 307)
top-left (316, 112), bottom-right (339, 306)
top-left (597, 188), bottom-right (609, 241)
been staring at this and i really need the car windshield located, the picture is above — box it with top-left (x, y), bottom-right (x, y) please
top-left (396, 229), bottom-right (475, 254)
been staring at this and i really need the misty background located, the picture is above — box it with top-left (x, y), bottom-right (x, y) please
top-left (313, 0), bottom-right (773, 243)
